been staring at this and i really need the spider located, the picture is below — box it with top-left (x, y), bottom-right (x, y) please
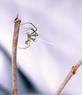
top-left (20, 23), bottom-right (38, 49)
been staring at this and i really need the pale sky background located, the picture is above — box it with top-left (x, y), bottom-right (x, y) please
top-left (0, 0), bottom-right (82, 95)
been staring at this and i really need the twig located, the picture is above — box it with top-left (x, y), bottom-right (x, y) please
top-left (11, 16), bottom-right (21, 95)
top-left (55, 58), bottom-right (82, 95)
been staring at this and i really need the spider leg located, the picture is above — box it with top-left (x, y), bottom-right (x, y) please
top-left (20, 40), bottom-right (31, 49)
top-left (31, 29), bottom-right (38, 37)
top-left (31, 38), bottom-right (36, 42)
top-left (23, 44), bottom-right (30, 49)
top-left (21, 22), bottom-right (37, 32)
top-left (19, 44), bottom-right (30, 49)
top-left (21, 28), bottom-right (32, 34)
top-left (25, 40), bottom-right (29, 44)
top-left (29, 23), bottom-right (37, 31)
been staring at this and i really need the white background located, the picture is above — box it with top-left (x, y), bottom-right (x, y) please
top-left (0, 0), bottom-right (82, 95)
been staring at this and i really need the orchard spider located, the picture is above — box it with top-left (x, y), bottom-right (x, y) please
top-left (21, 23), bottom-right (38, 49)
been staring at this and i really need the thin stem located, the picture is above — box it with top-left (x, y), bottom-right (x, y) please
top-left (11, 16), bottom-right (21, 95)
top-left (55, 58), bottom-right (82, 95)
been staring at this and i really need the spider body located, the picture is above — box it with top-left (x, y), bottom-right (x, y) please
top-left (20, 23), bottom-right (38, 49)
top-left (24, 31), bottom-right (38, 48)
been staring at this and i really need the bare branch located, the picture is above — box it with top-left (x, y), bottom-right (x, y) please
top-left (11, 16), bottom-right (21, 95)
top-left (55, 58), bottom-right (82, 95)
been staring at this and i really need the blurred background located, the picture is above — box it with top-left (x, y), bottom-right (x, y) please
top-left (0, 0), bottom-right (82, 95)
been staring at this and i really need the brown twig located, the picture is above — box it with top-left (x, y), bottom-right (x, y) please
top-left (11, 16), bottom-right (21, 95)
top-left (55, 58), bottom-right (82, 95)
